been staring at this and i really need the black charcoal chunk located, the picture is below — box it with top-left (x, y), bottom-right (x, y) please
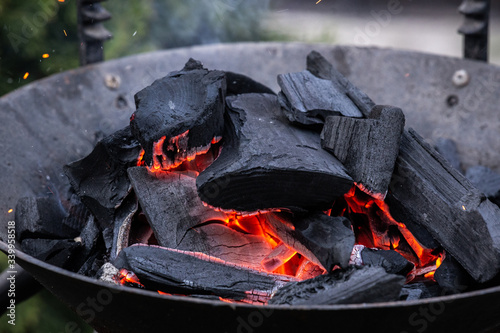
top-left (269, 266), bottom-right (405, 306)
top-left (360, 248), bottom-right (414, 276)
top-left (434, 137), bottom-right (462, 172)
top-left (64, 126), bottom-right (141, 226)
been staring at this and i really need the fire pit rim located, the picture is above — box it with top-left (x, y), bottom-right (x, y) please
top-left (3, 240), bottom-right (499, 311)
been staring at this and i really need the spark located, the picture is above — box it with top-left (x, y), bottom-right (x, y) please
top-left (23, 72), bottom-right (29, 80)
top-left (462, 205), bottom-right (466, 211)
top-left (58, 0), bottom-right (65, 3)
top-left (42, 53), bottom-right (49, 58)
top-left (316, 0), bottom-right (322, 3)
top-left (7, 209), bottom-right (13, 214)
top-left (63, 30), bottom-right (67, 36)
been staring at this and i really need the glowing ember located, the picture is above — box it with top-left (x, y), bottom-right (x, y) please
top-left (343, 184), bottom-right (443, 279)
top-left (116, 268), bottom-right (144, 288)
top-left (7, 209), bottom-right (13, 214)
top-left (42, 54), bottom-right (49, 59)
top-left (23, 72), bottom-right (29, 80)
top-left (63, 30), bottom-right (67, 37)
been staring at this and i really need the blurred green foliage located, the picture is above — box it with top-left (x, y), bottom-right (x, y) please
top-left (0, 252), bottom-right (93, 333)
top-left (0, 0), bottom-right (270, 96)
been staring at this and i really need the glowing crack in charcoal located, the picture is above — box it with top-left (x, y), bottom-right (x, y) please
top-left (137, 129), bottom-right (222, 174)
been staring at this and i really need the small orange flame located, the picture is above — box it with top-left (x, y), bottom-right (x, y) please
top-left (117, 268), bottom-right (144, 288)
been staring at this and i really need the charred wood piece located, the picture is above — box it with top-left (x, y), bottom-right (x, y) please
top-left (131, 59), bottom-right (226, 168)
top-left (15, 195), bottom-right (79, 242)
top-left (278, 70), bottom-right (362, 128)
top-left (21, 238), bottom-right (82, 270)
top-left (321, 105), bottom-right (405, 197)
top-left (399, 282), bottom-right (442, 301)
top-left (127, 167), bottom-right (227, 248)
top-left (434, 256), bottom-right (472, 294)
top-left (113, 244), bottom-right (294, 303)
top-left (306, 51), bottom-right (375, 117)
top-left (177, 222), bottom-right (274, 271)
top-left (386, 129), bottom-right (500, 283)
top-left (110, 193), bottom-right (138, 260)
top-left (263, 212), bottom-right (355, 271)
top-left (197, 93), bottom-right (353, 212)
top-left (269, 266), bottom-right (405, 306)
top-left (360, 248), bottom-right (414, 276)
top-left (64, 126), bottom-right (141, 227)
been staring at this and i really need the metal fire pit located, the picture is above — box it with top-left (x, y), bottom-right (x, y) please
top-left (2, 43), bottom-right (500, 333)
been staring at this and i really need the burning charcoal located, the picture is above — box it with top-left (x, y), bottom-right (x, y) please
top-left (98, 262), bottom-right (120, 284)
top-left (306, 50), bottom-right (375, 117)
top-left (64, 126), bottom-right (142, 226)
top-left (277, 70), bottom-right (363, 128)
top-left (21, 238), bottom-right (82, 270)
top-left (434, 256), bottom-right (472, 294)
top-left (386, 129), bottom-right (500, 283)
top-left (399, 282), bottom-right (442, 301)
top-left (466, 165), bottom-right (500, 206)
top-left (177, 222), bottom-right (275, 271)
top-left (434, 137), bottom-right (462, 173)
top-left (263, 212), bottom-right (355, 271)
top-left (269, 266), bottom-right (405, 306)
top-left (15, 195), bottom-right (79, 241)
top-left (197, 93), bottom-right (353, 212)
top-left (110, 193), bottom-right (138, 260)
top-left (113, 244), bottom-right (294, 303)
top-left (225, 71), bottom-right (275, 96)
top-left (360, 248), bottom-right (414, 276)
top-left (130, 58), bottom-right (226, 168)
top-left (127, 167), bottom-right (227, 248)
top-left (321, 105), bottom-right (405, 198)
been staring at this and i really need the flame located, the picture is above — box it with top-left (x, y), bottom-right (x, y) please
top-left (116, 268), bottom-right (144, 288)
top-left (344, 184), bottom-right (443, 279)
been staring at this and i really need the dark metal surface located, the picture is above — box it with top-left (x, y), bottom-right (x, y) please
top-left (459, 0), bottom-right (490, 61)
top-left (1, 43), bottom-right (500, 332)
top-left (78, 0), bottom-right (112, 65)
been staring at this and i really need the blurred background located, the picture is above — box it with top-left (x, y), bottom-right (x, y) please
top-left (0, 0), bottom-right (499, 331)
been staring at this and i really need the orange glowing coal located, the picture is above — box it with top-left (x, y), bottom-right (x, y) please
top-left (117, 268), bottom-right (144, 288)
top-left (343, 184), bottom-right (443, 279)
top-left (137, 130), bottom-right (222, 174)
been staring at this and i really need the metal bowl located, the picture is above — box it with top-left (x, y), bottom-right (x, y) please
top-left (2, 42), bottom-right (500, 333)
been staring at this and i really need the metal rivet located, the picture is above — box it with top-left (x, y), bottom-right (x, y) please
top-left (105, 74), bottom-right (121, 89)
top-left (452, 69), bottom-right (470, 87)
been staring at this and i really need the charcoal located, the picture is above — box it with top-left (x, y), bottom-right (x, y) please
top-left (399, 282), bottom-right (442, 301)
top-left (321, 105), bottom-right (405, 197)
top-left (79, 215), bottom-right (100, 257)
top-left (130, 58), bottom-right (226, 168)
top-left (263, 212), bottom-right (355, 271)
top-left (269, 266), bottom-right (405, 306)
top-left (110, 192), bottom-right (138, 260)
top-left (434, 256), bottom-right (472, 294)
top-left (278, 70), bottom-right (363, 128)
top-left (197, 93), bottom-right (353, 212)
top-left (177, 222), bottom-right (274, 271)
top-left (434, 137), bottom-right (462, 172)
top-left (260, 243), bottom-right (296, 272)
top-left (387, 129), bottom-right (500, 283)
top-left (306, 50), bottom-right (375, 117)
top-left (64, 126), bottom-right (141, 226)
top-left (360, 248), bottom-right (414, 276)
top-left (466, 165), bottom-right (500, 205)
top-left (21, 238), bottom-right (82, 270)
top-left (15, 195), bottom-right (78, 241)
top-left (225, 71), bottom-right (275, 96)
top-left (127, 167), bottom-right (227, 248)
top-left (113, 244), bottom-right (294, 303)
